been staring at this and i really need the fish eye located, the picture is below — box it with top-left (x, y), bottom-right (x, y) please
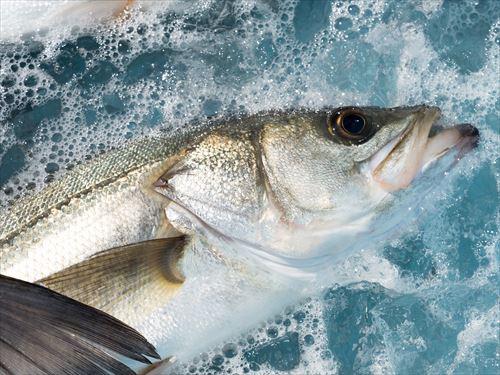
top-left (328, 109), bottom-right (372, 143)
top-left (341, 113), bottom-right (365, 134)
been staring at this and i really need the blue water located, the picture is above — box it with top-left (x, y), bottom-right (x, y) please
top-left (0, 1), bottom-right (498, 374)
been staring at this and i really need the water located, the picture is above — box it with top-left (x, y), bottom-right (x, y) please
top-left (0, 0), bottom-right (498, 374)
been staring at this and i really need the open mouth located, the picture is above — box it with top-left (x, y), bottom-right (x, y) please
top-left (368, 107), bottom-right (479, 192)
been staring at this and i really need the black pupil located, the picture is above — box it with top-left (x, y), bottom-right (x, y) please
top-left (342, 114), bottom-right (365, 134)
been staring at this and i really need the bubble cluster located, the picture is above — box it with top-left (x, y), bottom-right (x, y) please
top-left (167, 297), bottom-right (335, 374)
top-left (424, 0), bottom-right (500, 74)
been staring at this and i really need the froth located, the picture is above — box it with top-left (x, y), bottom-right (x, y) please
top-left (165, 295), bottom-right (336, 375)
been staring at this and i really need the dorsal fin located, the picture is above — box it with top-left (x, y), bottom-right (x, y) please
top-left (0, 275), bottom-right (160, 375)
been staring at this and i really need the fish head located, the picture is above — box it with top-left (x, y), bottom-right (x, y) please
top-left (257, 105), bottom-right (478, 264)
top-left (162, 105), bottom-right (478, 274)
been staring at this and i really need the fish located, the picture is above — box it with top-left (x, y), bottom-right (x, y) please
top-left (0, 105), bottom-right (479, 373)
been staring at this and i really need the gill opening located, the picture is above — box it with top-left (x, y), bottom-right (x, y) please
top-left (250, 129), bottom-right (288, 223)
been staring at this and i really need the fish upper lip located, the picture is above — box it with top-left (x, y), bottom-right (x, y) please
top-left (456, 123), bottom-right (480, 137)
top-left (449, 123), bottom-right (480, 159)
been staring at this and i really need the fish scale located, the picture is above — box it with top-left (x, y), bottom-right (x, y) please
top-left (0, 136), bottom-right (184, 244)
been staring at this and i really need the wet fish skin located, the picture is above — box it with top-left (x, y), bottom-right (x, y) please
top-left (1, 105), bottom-right (475, 281)
top-left (0, 136), bottom-right (186, 244)
top-left (0, 110), bottom-right (305, 282)
top-left (0, 106), bottom-right (478, 360)
top-left (162, 106), bottom-right (439, 257)
top-left (0, 155), bottom-right (175, 283)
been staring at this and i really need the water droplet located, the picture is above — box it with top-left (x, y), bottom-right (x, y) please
top-left (348, 5), bottom-right (360, 16)
top-left (304, 334), bottom-right (315, 346)
top-left (45, 162), bottom-right (59, 173)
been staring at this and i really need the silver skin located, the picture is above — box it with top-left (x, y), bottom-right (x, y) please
top-left (0, 106), bottom-right (477, 361)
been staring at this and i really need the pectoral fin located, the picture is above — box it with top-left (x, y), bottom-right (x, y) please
top-left (0, 275), bottom-right (159, 375)
top-left (39, 237), bottom-right (187, 324)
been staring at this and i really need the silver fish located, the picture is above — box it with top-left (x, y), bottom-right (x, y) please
top-left (0, 106), bottom-right (478, 372)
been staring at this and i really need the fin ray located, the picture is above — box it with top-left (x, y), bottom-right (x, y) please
top-left (40, 237), bottom-right (187, 322)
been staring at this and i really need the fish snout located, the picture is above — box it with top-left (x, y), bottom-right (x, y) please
top-left (366, 109), bottom-right (479, 192)
top-left (453, 123), bottom-right (480, 155)
top-left (457, 123), bottom-right (480, 143)
top-left (456, 123), bottom-right (479, 138)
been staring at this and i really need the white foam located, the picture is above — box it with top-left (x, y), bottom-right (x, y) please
top-left (450, 306), bottom-right (500, 374)
top-left (164, 291), bottom-right (338, 375)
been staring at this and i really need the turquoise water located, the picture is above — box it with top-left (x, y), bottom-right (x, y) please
top-left (0, 0), bottom-right (498, 374)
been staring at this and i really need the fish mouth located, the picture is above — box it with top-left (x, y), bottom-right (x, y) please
top-left (367, 106), bottom-right (479, 192)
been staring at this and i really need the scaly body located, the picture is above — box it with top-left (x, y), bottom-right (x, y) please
top-left (0, 136), bottom-right (183, 281)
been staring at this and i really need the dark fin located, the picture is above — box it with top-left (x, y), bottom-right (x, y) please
top-left (0, 275), bottom-right (160, 375)
top-left (39, 237), bottom-right (187, 320)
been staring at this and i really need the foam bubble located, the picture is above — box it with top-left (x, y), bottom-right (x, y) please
top-left (165, 295), bottom-right (337, 374)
